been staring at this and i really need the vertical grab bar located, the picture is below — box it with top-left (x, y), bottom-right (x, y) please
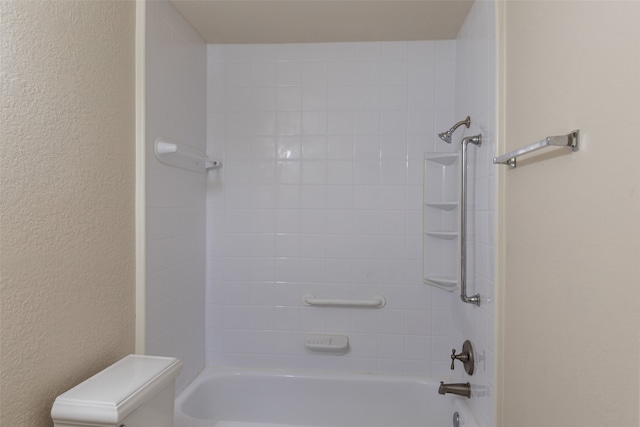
top-left (459, 134), bottom-right (482, 306)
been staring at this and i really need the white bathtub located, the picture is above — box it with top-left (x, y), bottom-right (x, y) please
top-left (174, 367), bottom-right (478, 427)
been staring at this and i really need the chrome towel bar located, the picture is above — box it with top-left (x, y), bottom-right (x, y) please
top-left (303, 294), bottom-right (386, 308)
top-left (493, 130), bottom-right (579, 168)
top-left (155, 137), bottom-right (222, 172)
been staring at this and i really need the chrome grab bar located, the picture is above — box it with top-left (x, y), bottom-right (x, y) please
top-left (459, 134), bottom-right (482, 306)
top-left (493, 130), bottom-right (579, 168)
top-left (303, 294), bottom-right (386, 308)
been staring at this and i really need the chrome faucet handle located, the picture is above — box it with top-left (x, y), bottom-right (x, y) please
top-left (450, 349), bottom-right (457, 370)
top-left (450, 348), bottom-right (469, 369)
top-left (449, 340), bottom-right (475, 375)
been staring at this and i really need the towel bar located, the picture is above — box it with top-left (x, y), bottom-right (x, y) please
top-left (155, 137), bottom-right (222, 172)
top-left (493, 130), bottom-right (579, 168)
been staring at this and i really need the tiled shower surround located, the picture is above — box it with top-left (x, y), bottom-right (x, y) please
top-left (146, 2), bottom-right (496, 425)
top-left (206, 41), bottom-right (461, 376)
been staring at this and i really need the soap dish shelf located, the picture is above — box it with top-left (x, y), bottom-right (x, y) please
top-left (304, 334), bottom-right (349, 355)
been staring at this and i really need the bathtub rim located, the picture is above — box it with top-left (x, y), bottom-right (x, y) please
top-left (174, 366), bottom-right (480, 427)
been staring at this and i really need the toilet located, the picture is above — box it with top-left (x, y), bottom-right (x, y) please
top-left (51, 354), bottom-right (182, 427)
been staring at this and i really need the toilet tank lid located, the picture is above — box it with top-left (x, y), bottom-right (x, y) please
top-left (51, 355), bottom-right (182, 425)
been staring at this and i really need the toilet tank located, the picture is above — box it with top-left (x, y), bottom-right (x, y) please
top-left (51, 355), bottom-right (182, 427)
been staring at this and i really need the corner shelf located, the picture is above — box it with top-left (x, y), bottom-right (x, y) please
top-left (425, 231), bottom-right (458, 240)
top-left (425, 152), bottom-right (459, 166)
top-left (423, 151), bottom-right (460, 292)
top-left (424, 276), bottom-right (458, 290)
top-left (425, 202), bottom-right (459, 211)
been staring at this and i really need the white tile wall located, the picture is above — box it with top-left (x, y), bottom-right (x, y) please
top-left (145, 0), bottom-right (207, 391)
top-left (143, 3), bottom-right (495, 421)
top-left (452, 2), bottom-right (497, 427)
top-left (206, 41), bottom-right (459, 376)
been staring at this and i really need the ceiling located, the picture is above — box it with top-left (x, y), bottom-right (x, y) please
top-left (170, 0), bottom-right (474, 44)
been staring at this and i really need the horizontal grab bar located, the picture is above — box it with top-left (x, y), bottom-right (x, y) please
top-left (303, 294), bottom-right (386, 308)
top-left (493, 130), bottom-right (579, 168)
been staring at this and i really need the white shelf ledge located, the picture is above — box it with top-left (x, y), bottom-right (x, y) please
top-left (424, 276), bottom-right (458, 291)
top-left (424, 152), bottom-right (459, 166)
top-left (425, 231), bottom-right (458, 240)
top-left (425, 202), bottom-right (458, 211)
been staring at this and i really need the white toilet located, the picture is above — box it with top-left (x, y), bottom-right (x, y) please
top-left (51, 354), bottom-right (182, 427)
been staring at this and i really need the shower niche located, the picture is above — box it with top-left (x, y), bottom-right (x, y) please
top-left (423, 152), bottom-right (460, 291)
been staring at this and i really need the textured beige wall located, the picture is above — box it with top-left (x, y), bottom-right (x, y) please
top-left (0, 2), bottom-right (136, 426)
top-left (498, 2), bottom-right (640, 426)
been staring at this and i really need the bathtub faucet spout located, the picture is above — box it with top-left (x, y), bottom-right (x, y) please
top-left (438, 381), bottom-right (471, 398)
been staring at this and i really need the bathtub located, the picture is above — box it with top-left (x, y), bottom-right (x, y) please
top-left (174, 367), bottom-right (478, 427)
